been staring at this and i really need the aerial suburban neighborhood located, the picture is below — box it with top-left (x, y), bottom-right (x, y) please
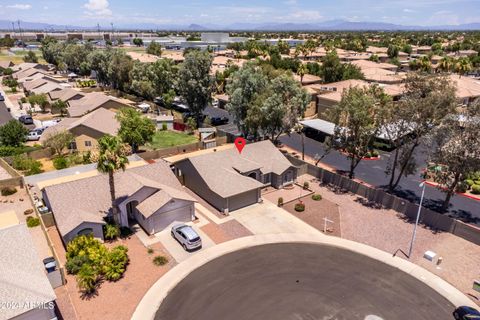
top-left (1, 0), bottom-right (480, 319)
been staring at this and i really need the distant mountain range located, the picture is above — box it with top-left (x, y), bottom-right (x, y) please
top-left (1, 19), bottom-right (479, 32)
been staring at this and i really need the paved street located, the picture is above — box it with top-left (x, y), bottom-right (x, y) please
top-left (155, 243), bottom-right (455, 320)
top-left (280, 133), bottom-right (480, 223)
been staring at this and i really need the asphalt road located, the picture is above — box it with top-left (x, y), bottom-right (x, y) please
top-left (156, 243), bottom-right (455, 320)
top-left (279, 133), bottom-right (480, 223)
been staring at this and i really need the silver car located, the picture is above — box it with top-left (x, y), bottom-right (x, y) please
top-left (171, 224), bottom-right (202, 251)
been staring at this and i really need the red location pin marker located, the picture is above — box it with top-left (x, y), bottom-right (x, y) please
top-left (234, 137), bottom-right (246, 154)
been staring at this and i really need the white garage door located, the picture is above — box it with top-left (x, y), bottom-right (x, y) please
top-left (150, 205), bottom-right (192, 233)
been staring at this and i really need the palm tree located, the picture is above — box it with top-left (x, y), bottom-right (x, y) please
top-left (92, 135), bottom-right (131, 225)
top-left (419, 56), bottom-right (432, 73)
top-left (297, 63), bottom-right (307, 85)
top-left (438, 57), bottom-right (453, 73)
top-left (455, 57), bottom-right (472, 78)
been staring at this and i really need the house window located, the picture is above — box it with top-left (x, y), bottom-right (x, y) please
top-left (77, 228), bottom-right (93, 236)
top-left (69, 141), bottom-right (77, 150)
top-left (84, 141), bottom-right (92, 147)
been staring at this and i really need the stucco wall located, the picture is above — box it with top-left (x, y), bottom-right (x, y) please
top-left (138, 200), bottom-right (194, 234)
top-left (175, 160), bottom-right (227, 211)
top-left (63, 221), bottom-right (104, 244)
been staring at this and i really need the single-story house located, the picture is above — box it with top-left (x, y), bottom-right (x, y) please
top-left (48, 88), bottom-right (86, 102)
top-left (0, 61), bottom-right (14, 69)
top-left (67, 92), bottom-right (133, 117)
top-left (40, 108), bottom-right (120, 152)
top-left (11, 62), bottom-right (47, 73)
top-left (0, 224), bottom-right (56, 320)
top-left (13, 66), bottom-right (47, 80)
top-left (174, 140), bottom-right (297, 213)
top-left (42, 161), bottom-right (196, 244)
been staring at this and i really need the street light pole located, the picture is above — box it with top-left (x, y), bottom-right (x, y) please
top-left (408, 182), bottom-right (426, 258)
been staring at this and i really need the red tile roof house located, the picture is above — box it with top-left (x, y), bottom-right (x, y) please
top-left (42, 161), bottom-right (196, 244)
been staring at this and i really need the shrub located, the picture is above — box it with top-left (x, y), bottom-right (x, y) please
top-left (53, 156), bottom-right (68, 170)
top-left (0, 146), bottom-right (22, 156)
top-left (371, 150), bottom-right (379, 157)
top-left (103, 246), bottom-right (129, 281)
top-left (26, 216), bottom-right (40, 228)
top-left (147, 247), bottom-right (154, 254)
top-left (65, 255), bottom-right (90, 275)
top-left (12, 155), bottom-right (43, 175)
top-left (1, 187), bottom-right (17, 196)
top-left (364, 152), bottom-right (371, 158)
top-left (104, 224), bottom-right (120, 240)
top-left (277, 197), bottom-right (284, 207)
top-left (465, 179), bottom-right (475, 187)
top-left (303, 181), bottom-right (309, 189)
top-left (311, 194), bottom-right (322, 201)
top-left (20, 97), bottom-right (27, 103)
top-left (472, 185), bottom-right (480, 195)
top-left (77, 263), bottom-right (99, 293)
top-left (162, 122), bottom-right (167, 131)
top-left (153, 255), bottom-right (169, 266)
top-left (456, 182), bottom-right (468, 193)
top-left (294, 202), bottom-right (305, 212)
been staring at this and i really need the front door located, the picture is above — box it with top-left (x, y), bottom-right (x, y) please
top-left (126, 201), bottom-right (139, 220)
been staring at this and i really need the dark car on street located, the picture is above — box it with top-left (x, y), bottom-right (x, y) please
top-left (18, 115), bottom-right (34, 125)
top-left (453, 306), bottom-right (480, 319)
top-left (0, 94), bottom-right (4, 101)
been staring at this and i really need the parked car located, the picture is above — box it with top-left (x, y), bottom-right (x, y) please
top-left (453, 306), bottom-right (480, 319)
top-left (210, 116), bottom-right (229, 126)
top-left (27, 130), bottom-right (42, 141)
top-left (171, 224), bottom-right (202, 251)
top-left (0, 94), bottom-right (4, 101)
top-left (18, 115), bottom-right (34, 125)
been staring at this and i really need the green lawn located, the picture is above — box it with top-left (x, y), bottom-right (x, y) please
top-left (147, 130), bottom-right (198, 150)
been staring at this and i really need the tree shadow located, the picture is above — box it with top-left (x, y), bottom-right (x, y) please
top-left (79, 278), bottom-right (104, 300)
top-left (354, 197), bottom-right (384, 210)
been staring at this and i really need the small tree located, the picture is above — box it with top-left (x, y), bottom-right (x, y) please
top-left (132, 38), bottom-right (143, 47)
top-left (23, 50), bottom-right (38, 63)
top-left (146, 41), bottom-right (162, 57)
top-left (116, 108), bottom-right (156, 153)
top-left (0, 120), bottom-right (28, 147)
top-left (431, 102), bottom-right (480, 212)
top-left (43, 131), bottom-right (74, 156)
top-left (28, 94), bottom-right (49, 113)
top-left (51, 99), bottom-right (68, 116)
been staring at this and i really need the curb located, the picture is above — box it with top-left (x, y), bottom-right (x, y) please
top-left (131, 233), bottom-right (476, 320)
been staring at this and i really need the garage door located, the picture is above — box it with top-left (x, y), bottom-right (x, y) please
top-left (228, 190), bottom-right (259, 212)
top-left (150, 205), bottom-right (193, 233)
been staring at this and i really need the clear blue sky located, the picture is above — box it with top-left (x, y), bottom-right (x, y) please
top-left (0, 0), bottom-right (479, 26)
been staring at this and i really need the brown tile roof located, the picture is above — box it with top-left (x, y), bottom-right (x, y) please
top-left (40, 108), bottom-right (120, 143)
top-left (67, 92), bottom-right (129, 117)
top-left (184, 140), bottom-right (293, 197)
top-left (43, 161), bottom-right (195, 237)
top-left (49, 88), bottom-right (85, 102)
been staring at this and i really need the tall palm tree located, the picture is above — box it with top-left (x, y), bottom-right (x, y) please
top-left (419, 56), bottom-right (432, 73)
top-left (455, 57), bottom-right (473, 78)
top-left (92, 135), bottom-right (130, 225)
top-left (297, 63), bottom-right (307, 85)
top-left (438, 57), bottom-right (453, 73)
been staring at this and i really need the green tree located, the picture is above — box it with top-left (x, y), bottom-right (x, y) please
top-left (146, 41), bottom-right (162, 57)
top-left (116, 108), bottom-right (156, 152)
top-left (296, 63), bottom-right (307, 84)
top-left (23, 50), bottom-right (38, 63)
top-left (387, 44), bottom-right (399, 58)
top-left (382, 73), bottom-right (457, 191)
top-left (0, 120), bottom-right (28, 147)
top-left (455, 57), bottom-right (472, 77)
top-left (438, 56), bottom-right (454, 73)
top-left (107, 50), bottom-right (133, 91)
top-left (226, 63), bottom-right (268, 136)
top-left (132, 38), bottom-right (143, 47)
top-left (176, 50), bottom-right (213, 126)
top-left (28, 94), bottom-right (49, 112)
top-left (91, 136), bottom-right (131, 224)
top-left (51, 99), bottom-right (68, 116)
top-left (327, 85), bottom-right (390, 179)
top-left (369, 54), bottom-right (380, 62)
top-left (431, 102), bottom-right (480, 212)
top-left (42, 131), bottom-right (74, 156)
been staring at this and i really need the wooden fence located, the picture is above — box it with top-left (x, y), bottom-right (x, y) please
top-left (286, 154), bottom-right (480, 245)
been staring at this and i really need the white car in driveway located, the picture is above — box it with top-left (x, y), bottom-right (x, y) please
top-left (26, 129), bottom-right (43, 141)
top-left (171, 224), bottom-right (202, 251)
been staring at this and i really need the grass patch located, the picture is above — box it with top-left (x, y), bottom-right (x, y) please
top-left (153, 255), bottom-right (169, 266)
top-left (147, 130), bottom-right (198, 150)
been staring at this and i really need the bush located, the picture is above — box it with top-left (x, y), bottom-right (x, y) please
top-left (53, 156), bottom-right (68, 170)
top-left (465, 179), bottom-right (475, 187)
top-left (0, 146), bottom-right (22, 157)
top-left (65, 255), bottom-right (90, 274)
top-left (311, 194), bottom-right (322, 201)
top-left (472, 185), bottom-right (480, 195)
top-left (147, 247), bottom-right (154, 254)
top-left (20, 97), bottom-right (27, 103)
top-left (12, 155), bottom-right (43, 175)
top-left (371, 150), bottom-right (379, 157)
top-left (162, 122), bottom-right (167, 131)
top-left (103, 246), bottom-right (129, 281)
top-left (294, 202), bottom-right (305, 212)
top-left (456, 182), bottom-right (468, 193)
top-left (26, 216), bottom-right (40, 228)
top-left (277, 197), bottom-right (284, 207)
top-left (153, 255), bottom-right (169, 266)
top-left (303, 181), bottom-right (309, 189)
top-left (1, 187), bottom-right (17, 196)
top-left (104, 224), bottom-right (120, 240)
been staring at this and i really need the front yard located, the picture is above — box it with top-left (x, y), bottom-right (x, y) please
top-left (146, 130), bottom-right (198, 150)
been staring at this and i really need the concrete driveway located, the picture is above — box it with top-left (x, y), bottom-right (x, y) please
top-left (230, 200), bottom-right (321, 235)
